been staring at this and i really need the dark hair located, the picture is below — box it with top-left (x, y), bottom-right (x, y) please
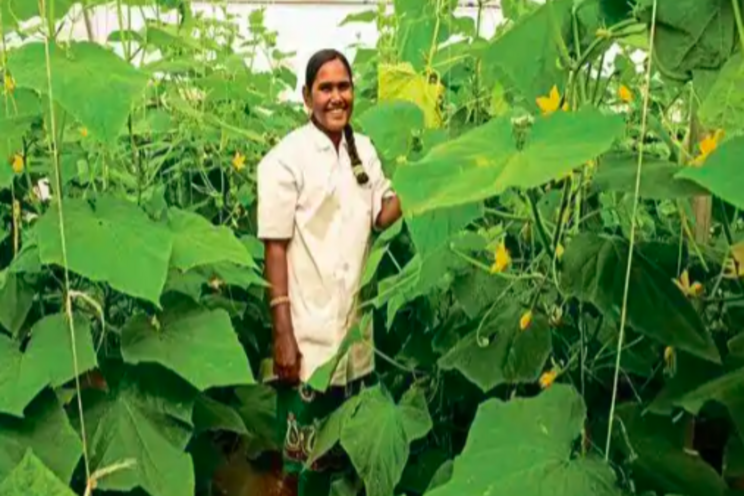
top-left (304, 49), bottom-right (369, 185)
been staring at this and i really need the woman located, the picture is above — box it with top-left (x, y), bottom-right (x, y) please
top-left (257, 48), bottom-right (402, 495)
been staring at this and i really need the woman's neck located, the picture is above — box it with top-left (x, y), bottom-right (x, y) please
top-left (310, 116), bottom-right (342, 150)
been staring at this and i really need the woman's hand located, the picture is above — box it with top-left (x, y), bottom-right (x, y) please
top-left (273, 322), bottom-right (302, 385)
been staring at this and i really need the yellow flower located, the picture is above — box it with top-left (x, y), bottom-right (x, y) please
top-left (691, 129), bottom-right (724, 166)
top-left (232, 151), bottom-right (246, 171)
top-left (724, 241), bottom-right (744, 279)
top-left (618, 84), bottom-right (634, 103)
top-left (555, 243), bottom-right (565, 260)
top-left (11, 154), bottom-right (24, 174)
top-left (673, 269), bottom-right (703, 298)
top-left (536, 85), bottom-right (569, 116)
top-left (664, 346), bottom-right (674, 364)
top-left (519, 310), bottom-right (533, 331)
top-left (490, 240), bottom-right (511, 273)
top-left (539, 369), bottom-right (558, 389)
top-left (80, 127), bottom-right (88, 138)
top-left (3, 75), bottom-right (15, 94)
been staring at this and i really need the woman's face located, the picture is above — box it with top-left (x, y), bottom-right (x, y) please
top-left (304, 58), bottom-right (354, 134)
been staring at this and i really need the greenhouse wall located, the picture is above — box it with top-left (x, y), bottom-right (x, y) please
top-left (65, 1), bottom-right (507, 100)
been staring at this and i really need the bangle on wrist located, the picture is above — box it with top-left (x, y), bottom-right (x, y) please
top-left (270, 295), bottom-right (290, 308)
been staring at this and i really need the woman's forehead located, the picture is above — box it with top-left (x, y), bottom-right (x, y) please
top-left (314, 59), bottom-right (351, 83)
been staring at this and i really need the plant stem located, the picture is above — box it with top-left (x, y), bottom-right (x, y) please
top-left (527, 190), bottom-right (555, 259)
top-left (604, 0), bottom-right (658, 462)
top-left (732, 0), bottom-right (744, 53)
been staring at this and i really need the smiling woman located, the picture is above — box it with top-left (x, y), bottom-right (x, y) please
top-left (256, 48), bottom-right (402, 496)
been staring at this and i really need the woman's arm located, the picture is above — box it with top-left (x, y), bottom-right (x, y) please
top-left (375, 195), bottom-right (402, 231)
top-left (264, 239), bottom-right (302, 384)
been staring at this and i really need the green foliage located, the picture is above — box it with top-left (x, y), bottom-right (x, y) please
top-left (428, 385), bottom-right (624, 496)
top-left (0, 450), bottom-right (77, 496)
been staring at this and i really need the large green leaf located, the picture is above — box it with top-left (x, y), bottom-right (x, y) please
top-left (438, 303), bottom-right (552, 392)
top-left (36, 196), bottom-right (173, 305)
top-left (0, 271), bottom-right (34, 337)
top-left (0, 450), bottom-right (77, 496)
top-left (398, 385), bottom-right (433, 442)
top-left (406, 204), bottom-right (483, 256)
top-left (591, 153), bottom-right (707, 199)
top-left (0, 335), bottom-right (48, 418)
top-left (637, 0), bottom-right (735, 75)
top-left (0, 390), bottom-right (82, 484)
top-left (480, 0), bottom-right (573, 107)
top-left (428, 384), bottom-right (623, 496)
top-left (698, 52), bottom-right (744, 136)
top-left (193, 395), bottom-right (248, 435)
top-left (0, 0), bottom-right (76, 31)
top-left (84, 367), bottom-right (196, 496)
top-left (394, 109), bottom-right (624, 217)
top-left (168, 208), bottom-right (256, 271)
top-left (121, 299), bottom-right (254, 391)
top-left (357, 101), bottom-right (424, 168)
top-left (26, 313), bottom-right (97, 388)
top-left (341, 386), bottom-right (429, 496)
top-left (561, 233), bottom-right (720, 363)
top-left (676, 136), bottom-right (744, 210)
top-left (614, 404), bottom-right (728, 496)
top-left (8, 42), bottom-right (149, 144)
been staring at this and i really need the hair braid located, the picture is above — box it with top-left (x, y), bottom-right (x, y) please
top-left (344, 123), bottom-right (369, 185)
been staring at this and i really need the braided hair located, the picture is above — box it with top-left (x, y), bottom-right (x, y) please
top-left (305, 49), bottom-right (369, 185)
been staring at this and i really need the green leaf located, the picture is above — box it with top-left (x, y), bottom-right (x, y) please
top-left (168, 208), bottom-right (256, 271)
top-left (394, 109), bottom-right (624, 217)
top-left (307, 395), bottom-right (362, 467)
top-left (0, 335), bottom-right (48, 418)
top-left (8, 42), bottom-right (149, 144)
top-left (592, 153), bottom-right (707, 199)
top-left (357, 101), bottom-right (424, 167)
top-left (724, 434), bottom-right (744, 478)
top-left (378, 63), bottom-right (443, 129)
top-left (340, 387), bottom-right (410, 496)
top-left (637, 0), bottom-right (735, 75)
top-left (427, 385), bottom-right (624, 496)
top-left (0, 0), bottom-right (77, 30)
top-left (406, 203), bottom-right (483, 256)
top-left (233, 384), bottom-right (280, 454)
top-left (0, 450), bottom-right (77, 496)
top-left (121, 299), bottom-right (254, 391)
top-left (614, 403), bottom-right (727, 496)
top-left (36, 196), bottom-right (173, 305)
top-left (438, 304), bottom-right (552, 392)
top-left (480, 0), bottom-right (572, 107)
top-left (193, 395), bottom-right (248, 435)
top-left (399, 385), bottom-right (433, 442)
top-left (0, 271), bottom-right (34, 337)
top-left (561, 233), bottom-right (720, 363)
top-left (0, 390), bottom-right (82, 484)
top-left (698, 52), bottom-right (744, 136)
top-left (84, 367), bottom-right (196, 496)
top-left (340, 9), bottom-right (377, 26)
top-left (26, 313), bottom-right (97, 388)
top-left (676, 136), bottom-right (744, 210)
top-left (452, 269), bottom-right (510, 319)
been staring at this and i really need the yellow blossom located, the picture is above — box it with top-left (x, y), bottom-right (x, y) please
top-left (664, 346), bottom-right (674, 364)
top-left (11, 154), bottom-right (24, 174)
top-left (618, 84), bottom-right (634, 103)
top-left (539, 369), bottom-right (558, 389)
top-left (673, 269), bottom-right (703, 298)
top-left (691, 129), bottom-right (724, 167)
top-left (536, 85), bottom-right (569, 116)
top-left (519, 310), bottom-right (533, 331)
top-left (555, 243), bottom-right (565, 260)
top-left (80, 127), bottom-right (88, 138)
top-left (724, 241), bottom-right (744, 278)
top-left (490, 240), bottom-right (511, 273)
top-left (208, 276), bottom-right (223, 290)
top-left (3, 75), bottom-right (15, 94)
top-left (232, 151), bottom-right (246, 171)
